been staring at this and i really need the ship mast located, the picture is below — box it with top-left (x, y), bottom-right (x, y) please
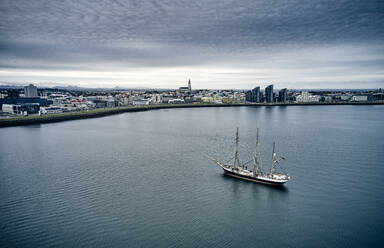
top-left (233, 127), bottom-right (240, 169)
top-left (270, 142), bottom-right (276, 174)
top-left (253, 128), bottom-right (260, 176)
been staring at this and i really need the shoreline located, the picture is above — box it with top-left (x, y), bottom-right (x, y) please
top-left (0, 102), bottom-right (383, 128)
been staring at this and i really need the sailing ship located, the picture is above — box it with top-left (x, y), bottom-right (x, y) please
top-left (210, 128), bottom-right (290, 185)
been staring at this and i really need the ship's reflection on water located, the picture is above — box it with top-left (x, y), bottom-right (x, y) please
top-left (220, 171), bottom-right (290, 221)
top-left (221, 172), bottom-right (289, 197)
top-left (222, 172), bottom-right (289, 189)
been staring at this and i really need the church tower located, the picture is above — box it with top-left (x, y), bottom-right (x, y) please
top-left (188, 79), bottom-right (192, 92)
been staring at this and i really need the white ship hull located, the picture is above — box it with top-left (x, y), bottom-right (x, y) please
top-left (213, 159), bottom-right (289, 185)
top-left (222, 167), bottom-right (289, 185)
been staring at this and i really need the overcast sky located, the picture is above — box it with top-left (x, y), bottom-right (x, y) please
top-left (0, 0), bottom-right (383, 89)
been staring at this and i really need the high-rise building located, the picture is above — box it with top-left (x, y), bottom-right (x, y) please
top-left (24, 84), bottom-right (38, 97)
top-left (278, 88), bottom-right (287, 102)
top-left (245, 86), bottom-right (261, 102)
top-left (254, 86), bottom-right (261, 102)
top-left (265, 84), bottom-right (274, 103)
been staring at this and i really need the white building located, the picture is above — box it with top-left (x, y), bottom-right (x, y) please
top-left (40, 106), bottom-right (63, 114)
top-left (24, 84), bottom-right (38, 97)
top-left (150, 94), bottom-right (163, 104)
top-left (296, 92), bottom-right (320, 103)
top-left (201, 96), bottom-right (214, 103)
top-left (161, 95), bottom-right (175, 104)
top-left (133, 99), bottom-right (150, 105)
top-left (2, 104), bottom-right (22, 115)
top-left (340, 95), bottom-right (351, 101)
top-left (107, 96), bottom-right (117, 108)
top-left (168, 99), bottom-right (185, 104)
top-left (351, 95), bottom-right (368, 102)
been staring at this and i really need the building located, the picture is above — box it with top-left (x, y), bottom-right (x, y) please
top-left (296, 92), bottom-right (320, 103)
top-left (213, 94), bottom-right (223, 104)
top-left (233, 92), bottom-right (245, 103)
top-left (321, 96), bottom-right (333, 103)
top-left (179, 79), bottom-right (192, 94)
top-left (278, 88), bottom-right (287, 102)
top-left (2, 103), bottom-right (40, 115)
top-left (0, 97), bottom-right (52, 110)
top-left (340, 95), bottom-right (351, 101)
top-left (150, 94), bottom-right (162, 104)
top-left (107, 96), bottom-right (117, 108)
top-left (168, 99), bottom-right (185, 104)
top-left (40, 106), bottom-right (63, 114)
top-left (2, 104), bottom-right (22, 115)
top-left (132, 99), bottom-right (150, 105)
top-left (265, 84), bottom-right (274, 103)
top-left (161, 95), bottom-right (175, 104)
top-left (22, 103), bottom-right (40, 114)
top-left (183, 96), bottom-right (194, 103)
top-left (201, 96), bottom-right (214, 103)
top-left (92, 99), bottom-right (108, 108)
top-left (246, 86), bottom-right (261, 102)
top-left (351, 95), bottom-right (368, 102)
top-left (24, 84), bottom-right (38, 97)
top-left (107, 99), bottom-right (117, 108)
top-left (373, 93), bottom-right (384, 101)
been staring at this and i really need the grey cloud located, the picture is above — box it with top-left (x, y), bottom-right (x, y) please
top-left (2, 0), bottom-right (383, 46)
top-left (0, 0), bottom-right (383, 88)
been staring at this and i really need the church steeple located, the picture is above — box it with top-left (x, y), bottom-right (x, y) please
top-left (188, 79), bottom-right (191, 92)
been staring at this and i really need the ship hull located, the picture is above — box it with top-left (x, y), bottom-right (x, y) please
top-left (223, 168), bottom-right (287, 186)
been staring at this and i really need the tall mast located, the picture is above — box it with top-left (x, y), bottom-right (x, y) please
top-left (233, 127), bottom-right (240, 168)
top-left (253, 128), bottom-right (259, 176)
top-left (270, 142), bottom-right (276, 174)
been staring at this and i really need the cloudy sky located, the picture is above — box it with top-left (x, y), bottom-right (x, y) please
top-left (0, 0), bottom-right (383, 89)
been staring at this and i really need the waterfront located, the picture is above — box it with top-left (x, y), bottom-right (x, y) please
top-left (1, 105), bottom-right (384, 247)
top-left (1, 102), bottom-right (382, 128)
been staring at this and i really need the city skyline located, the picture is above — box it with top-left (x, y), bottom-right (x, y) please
top-left (1, 0), bottom-right (383, 89)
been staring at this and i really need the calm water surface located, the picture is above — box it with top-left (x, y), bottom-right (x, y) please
top-left (1, 106), bottom-right (384, 247)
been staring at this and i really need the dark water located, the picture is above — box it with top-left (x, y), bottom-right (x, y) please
top-left (1, 106), bottom-right (384, 247)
